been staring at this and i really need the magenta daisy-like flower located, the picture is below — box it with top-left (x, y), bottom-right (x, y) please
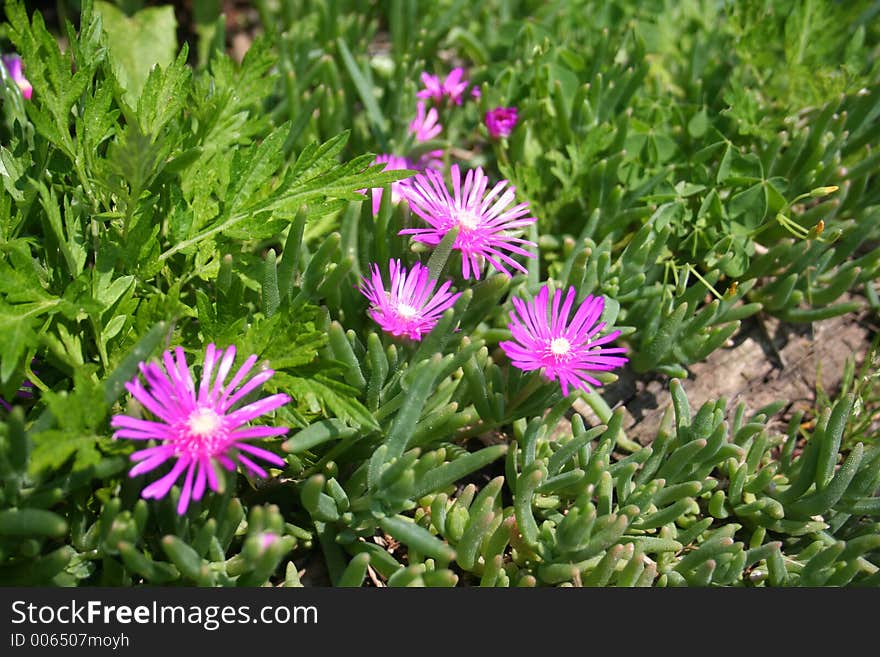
top-left (408, 101), bottom-right (444, 170)
top-left (499, 285), bottom-right (628, 396)
top-left (1, 54), bottom-right (32, 100)
top-left (409, 100), bottom-right (442, 141)
top-left (485, 106), bottom-right (518, 138)
top-left (362, 154), bottom-right (412, 216)
top-left (400, 164), bottom-right (536, 280)
top-left (417, 67), bottom-right (470, 106)
top-left (111, 344), bottom-right (291, 514)
top-left (360, 259), bottom-right (461, 341)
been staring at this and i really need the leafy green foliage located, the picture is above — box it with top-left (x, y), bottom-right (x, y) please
top-left (94, 1), bottom-right (178, 107)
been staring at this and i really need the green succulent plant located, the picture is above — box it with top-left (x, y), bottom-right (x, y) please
top-left (1, 0), bottom-right (878, 586)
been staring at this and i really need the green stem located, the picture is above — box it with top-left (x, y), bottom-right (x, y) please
top-left (495, 139), bottom-right (511, 170)
top-left (24, 356), bottom-right (50, 393)
top-left (507, 374), bottom-right (546, 416)
top-left (90, 317), bottom-right (110, 370)
top-left (453, 418), bottom-right (494, 442)
top-left (686, 264), bottom-right (724, 302)
top-left (451, 375), bottom-right (548, 443)
top-left (581, 389), bottom-right (640, 452)
top-left (427, 226), bottom-right (459, 282)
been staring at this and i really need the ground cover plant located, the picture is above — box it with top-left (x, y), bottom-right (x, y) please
top-left (1, 0), bottom-right (879, 587)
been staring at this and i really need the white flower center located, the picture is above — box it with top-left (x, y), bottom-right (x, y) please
top-left (456, 210), bottom-right (481, 231)
top-left (188, 408), bottom-right (222, 438)
top-left (550, 337), bottom-right (571, 357)
top-left (397, 303), bottom-right (418, 319)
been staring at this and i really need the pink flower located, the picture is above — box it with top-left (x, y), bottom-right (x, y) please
top-left (111, 344), bottom-right (290, 514)
top-left (363, 154), bottom-right (412, 216)
top-left (416, 72), bottom-right (445, 103)
top-left (417, 151), bottom-right (444, 173)
top-left (485, 106), bottom-right (518, 138)
top-left (409, 100), bottom-right (442, 141)
top-left (258, 532), bottom-right (280, 551)
top-left (360, 259), bottom-right (461, 341)
top-left (417, 67), bottom-right (470, 105)
top-left (1, 54), bottom-right (32, 100)
top-left (408, 101), bottom-right (444, 170)
top-left (400, 164), bottom-right (536, 280)
top-left (500, 286), bottom-right (628, 396)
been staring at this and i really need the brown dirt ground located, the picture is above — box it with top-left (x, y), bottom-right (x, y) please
top-left (575, 305), bottom-right (878, 444)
